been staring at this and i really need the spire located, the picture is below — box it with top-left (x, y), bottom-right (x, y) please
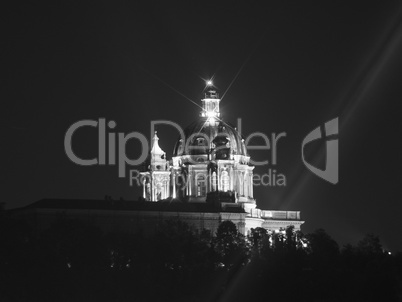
top-left (151, 131), bottom-right (165, 156)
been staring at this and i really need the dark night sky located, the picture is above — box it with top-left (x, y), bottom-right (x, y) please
top-left (2, 1), bottom-right (402, 251)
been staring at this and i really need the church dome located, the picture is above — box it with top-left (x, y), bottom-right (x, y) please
top-left (173, 117), bottom-right (247, 157)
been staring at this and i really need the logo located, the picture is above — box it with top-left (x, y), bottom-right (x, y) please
top-left (64, 117), bottom-right (339, 187)
top-left (301, 118), bottom-right (339, 184)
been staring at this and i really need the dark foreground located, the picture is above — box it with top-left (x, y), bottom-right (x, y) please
top-left (1, 216), bottom-right (401, 301)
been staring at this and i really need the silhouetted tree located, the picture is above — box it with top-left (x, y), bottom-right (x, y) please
top-left (214, 221), bottom-right (249, 268)
top-left (3, 211), bottom-right (402, 302)
top-left (284, 225), bottom-right (297, 252)
top-left (271, 229), bottom-right (286, 252)
top-left (248, 227), bottom-right (270, 259)
top-left (357, 233), bottom-right (383, 256)
top-left (306, 228), bottom-right (339, 258)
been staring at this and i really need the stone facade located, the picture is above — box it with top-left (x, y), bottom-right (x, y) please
top-left (140, 84), bottom-right (304, 234)
top-left (15, 84), bottom-right (304, 237)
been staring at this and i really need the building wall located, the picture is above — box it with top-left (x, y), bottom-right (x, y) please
top-left (20, 208), bottom-right (303, 238)
top-left (23, 208), bottom-right (248, 237)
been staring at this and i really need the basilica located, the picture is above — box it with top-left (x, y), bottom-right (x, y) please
top-left (15, 83), bottom-right (303, 237)
top-left (139, 83), bottom-right (303, 235)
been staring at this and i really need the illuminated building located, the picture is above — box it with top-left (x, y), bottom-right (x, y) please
top-left (140, 82), bottom-right (304, 234)
top-left (16, 82), bottom-right (303, 236)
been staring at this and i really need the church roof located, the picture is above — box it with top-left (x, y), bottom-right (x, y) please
top-left (21, 198), bottom-right (245, 213)
top-left (173, 118), bottom-right (247, 156)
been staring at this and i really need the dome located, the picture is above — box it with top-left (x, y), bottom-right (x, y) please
top-left (173, 117), bottom-right (247, 157)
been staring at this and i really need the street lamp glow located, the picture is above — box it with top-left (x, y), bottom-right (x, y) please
top-left (206, 80), bottom-right (213, 86)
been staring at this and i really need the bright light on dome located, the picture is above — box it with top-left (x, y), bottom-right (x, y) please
top-left (206, 80), bottom-right (213, 86)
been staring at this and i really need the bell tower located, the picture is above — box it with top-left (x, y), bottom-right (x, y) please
top-left (140, 132), bottom-right (171, 201)
top-left (201, 81), bottom-right (220, 125)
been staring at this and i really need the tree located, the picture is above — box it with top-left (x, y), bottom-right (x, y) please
top-left (151, 219), bottom-right (197, 271)
top-left (248, 227), bottom-right (270, 259)
top-left (357, 233), bottom-right (383, 255)
top-left (306, 228), bottom-right (339, 255)
top-left (285, 225), bottom-right (296, 252)
top-left (214, 221), bottom-right (248, 268)
top-left (305, 228), bottom-right (339, 271)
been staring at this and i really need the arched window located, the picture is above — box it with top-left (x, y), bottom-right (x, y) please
top-left (196, 174), bottom-right (206, 197)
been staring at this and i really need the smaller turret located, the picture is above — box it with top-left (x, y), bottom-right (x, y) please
top-left (140, 132), bottom-right (171, 201)
top-left (150, 131), bottom-right (168, 171)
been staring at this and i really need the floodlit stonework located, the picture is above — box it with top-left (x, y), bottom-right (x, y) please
top-left (17, 84), bottom-right (303, 236)
top-left (140, 84), bottom-right (304, 234)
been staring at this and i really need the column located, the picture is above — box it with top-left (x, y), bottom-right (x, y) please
top-left (250, 172), bottom-right (253, 198)
top-left (172, 171), bottom-right (176, 199)
top-left (142, 178), bottom-right (146, 199)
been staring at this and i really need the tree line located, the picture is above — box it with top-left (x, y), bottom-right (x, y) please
top-left (0, 214), bottom-right (401, 301)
